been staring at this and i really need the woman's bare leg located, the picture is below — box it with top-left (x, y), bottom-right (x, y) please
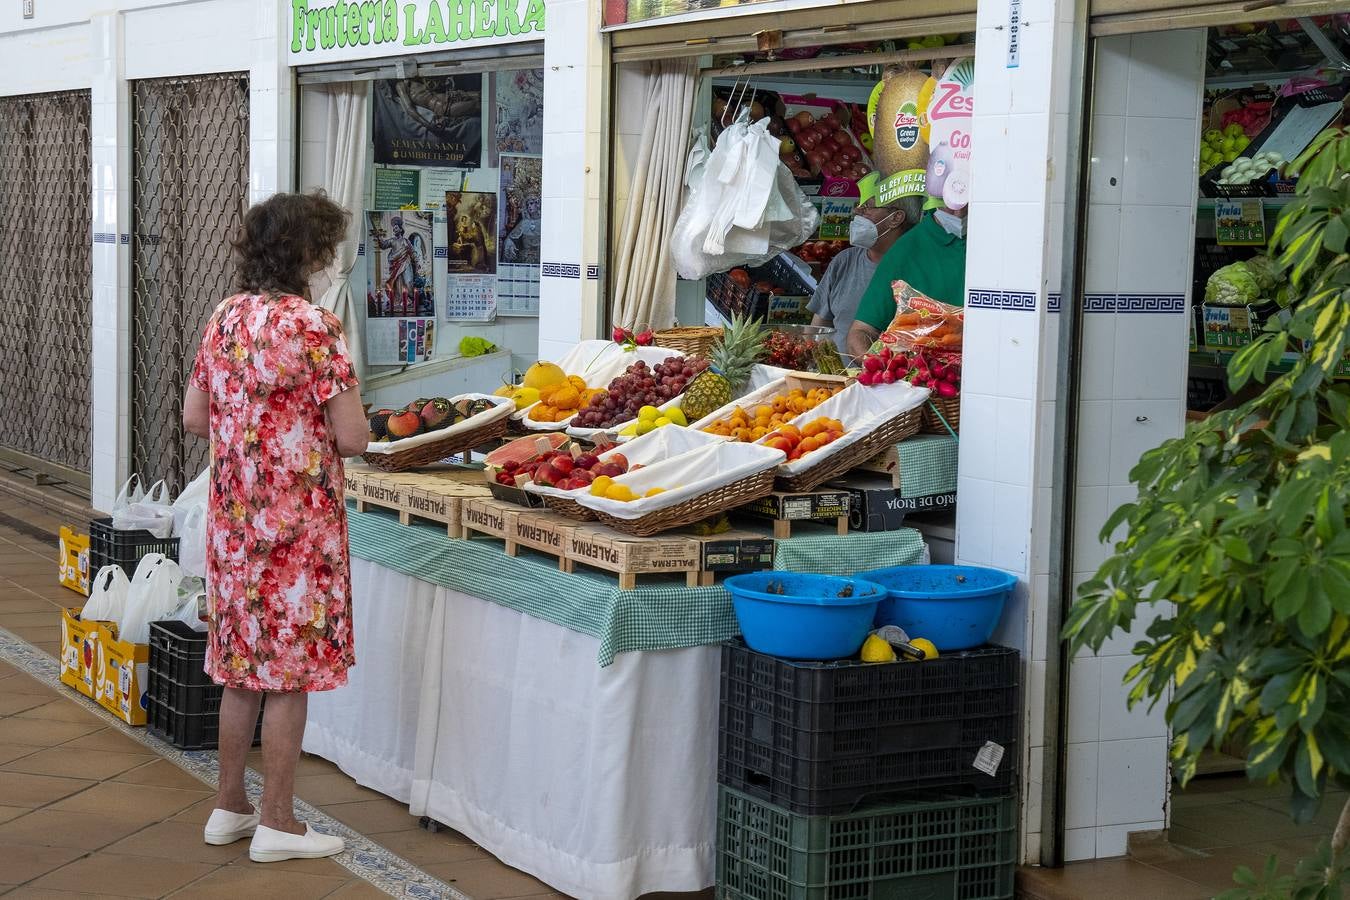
top-left (216, 687), bottom-right (262, 814)
top-left (259, 691), bottom-right (308, 834)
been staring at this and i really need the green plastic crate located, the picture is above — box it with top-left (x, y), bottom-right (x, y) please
top-left (716, 786), bottom-right (1016, 900)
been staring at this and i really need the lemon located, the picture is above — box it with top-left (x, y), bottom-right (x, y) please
top-left (510, 386), bottom-right (540, 410)
top-left (903, 638), bottom-right (939, 661)
top-left (619, 424), bottom-right (638, 436)
top-left (645, 487), bottom-right (666, 498)
top-left (654, 417), bottom-right (671, 427)
top-left (638, 405), bottom-right (660, 422)
top-left (666, 407), bottom-right (688, 427)
top-left (860, 634), bottom-right (897, 663)
top-left (635, 420), bottom-right (657, 436)
top-left (590, 476), bottom-right (613, 496)
top-left (604, 483), bottom-right (634, 501)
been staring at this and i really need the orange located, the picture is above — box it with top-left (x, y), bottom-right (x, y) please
top-left (802, 421), bottom-right (825, 438)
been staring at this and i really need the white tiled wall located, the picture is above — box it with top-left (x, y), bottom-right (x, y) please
top-left (1055, 29), bottom-right (1205, 861)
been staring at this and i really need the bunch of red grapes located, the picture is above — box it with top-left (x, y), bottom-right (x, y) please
top-left (573, 356), bottom-right (709, 429)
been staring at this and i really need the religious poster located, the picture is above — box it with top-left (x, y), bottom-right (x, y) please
top-left (495, 68), bottom-right (544, 158)
top-left (365, 211), bottom-right (435, 318)
top-left (444, 190), bottom-right (497, 275)
top-left (498, 154), bottom-right (542, 266)
top-left (372, 73), bottom-right (483, 168)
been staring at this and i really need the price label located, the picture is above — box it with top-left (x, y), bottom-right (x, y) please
top-left (1215, 199), bottom-right (1266, 246)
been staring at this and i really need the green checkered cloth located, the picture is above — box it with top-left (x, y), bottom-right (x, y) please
top-left (347, 506), bottom-right (927, 665)
top-left (774, 528), bottom-right (926, 576)
top-left (896, 434), bottom-right (958, 498)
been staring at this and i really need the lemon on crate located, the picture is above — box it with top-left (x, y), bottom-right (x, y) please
top-left (589, 475), bottom-right (614, 496)
top-left (860, 634), bottom-right (897, 663)
top-left (902, 638), bottom-right (940, 661)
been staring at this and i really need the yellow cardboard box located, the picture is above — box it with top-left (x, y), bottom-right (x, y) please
top-left (58, 527), bottom-right (90, 596)
top-left (58, 607), bottom-right (149, 726)
top-left (96, 622), bottom-right (149, 726)
top-left (58, 607), bottom-right (100, 700)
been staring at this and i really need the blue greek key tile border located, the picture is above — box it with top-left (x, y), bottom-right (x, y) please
top-left (357, 242), bottom-right (365, 256)
top-left (0, 624), bottom-right (471, 900)
top-left (121, 233), bottom-right (130, 244)
top-left (967, 289), bottom-right (1037, 311)
top-left (586, 265), bottom-right (600, 280)
top-left (433, 247), bottom-right (448, 258)
top-left (94, 232), bottom-right (116, 244)
top-left (1048, 293), bottom-right (1186, 314)
top-left (542, 262), bottom-right (581, 279)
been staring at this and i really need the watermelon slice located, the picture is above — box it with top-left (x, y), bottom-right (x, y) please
top-left (483, 433), bottom-right (569, 469)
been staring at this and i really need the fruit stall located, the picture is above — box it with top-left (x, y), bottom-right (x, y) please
top-left (298, 305), bottom-right (985, 899)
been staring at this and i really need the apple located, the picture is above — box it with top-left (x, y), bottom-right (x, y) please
top-left (596, 462), bottom-right (625, 478)
top-left (608, 453), bottom-right (630, 471)
top-left (574, 453), bottom-right (599, 470)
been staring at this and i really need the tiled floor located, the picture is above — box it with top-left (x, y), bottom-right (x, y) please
top-left (0, 493), bottom-right (580, 899)
top-left (1018, 770), bottom-right (1343, 898)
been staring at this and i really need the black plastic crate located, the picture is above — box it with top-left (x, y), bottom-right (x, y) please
top-left (719, 640), bottom-right (1019, 814)
top-left (716, 785), bottom-right (1017, 900)
top-left (89, 517), bottom-right (178, 577)
top-left (146, 620), bottom-right (261, 751)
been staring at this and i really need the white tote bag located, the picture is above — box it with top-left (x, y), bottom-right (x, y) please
top-left (81, 565), bottom-right (131, 622)
top-left (177, 505), bottom-right (208, 579)
top-left (112, 480), bottom-right (175, 538)
top-left (172, 468), bottom-right (210, 537)
top-left (117, 554), bottom-right (183, 645)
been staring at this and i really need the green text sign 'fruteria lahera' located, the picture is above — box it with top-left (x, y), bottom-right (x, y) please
top-left (290, 0), bottom-right (545, 65)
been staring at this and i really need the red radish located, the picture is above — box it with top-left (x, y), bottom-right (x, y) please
top-left (881, 370), bottom-right (896, 385)
top-left (862, 355), bottom-right (882, 372)
top-left (936, 382), bottom-right (959, 399)
top-left (857, 370), bottom-right (875, 386)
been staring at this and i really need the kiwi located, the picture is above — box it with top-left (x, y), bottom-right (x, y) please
top-left (872, 67), bottom-right (934, 179)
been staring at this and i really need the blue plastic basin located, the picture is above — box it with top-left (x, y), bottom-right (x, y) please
top-left (857, 564), bottom-right (1016, 651)
top-left (725, 572), bottom-right (885, 661)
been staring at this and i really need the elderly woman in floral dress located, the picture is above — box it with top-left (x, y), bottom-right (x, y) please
top-left (183, 191), bottom-right (369, 863)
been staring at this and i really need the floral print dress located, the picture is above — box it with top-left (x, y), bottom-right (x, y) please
top-left (191, 293), bottom-right (359, 692)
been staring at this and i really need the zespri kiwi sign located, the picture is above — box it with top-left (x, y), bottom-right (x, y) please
top-left (289, 0), bottom-right (545, 65)
top-left (868, 58), bottom-right (973, 209)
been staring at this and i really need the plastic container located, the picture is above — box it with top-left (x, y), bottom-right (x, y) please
top-left (858, 565), bottom-right (1016, 651)
top-left (716, 784), bottom-right (1017, 900)
top-left (89, 516), bottom-right (178, 581)
top-left (146, 620), bottom-right (260, 751)
top-left (724, 572), bottom-right (884, 661)
top-left (719, 639), bottom-right (1019, 813)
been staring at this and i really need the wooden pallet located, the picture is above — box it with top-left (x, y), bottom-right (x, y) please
top-left (738, 489), bottom-right (850, 539)
top-left (461, 498), bottom-right (770, 589)
top-left (345, 464), bottom-right (489, 539)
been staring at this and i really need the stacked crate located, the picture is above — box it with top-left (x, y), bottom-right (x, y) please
top-left (716, 639), bottom-right (1020, 899)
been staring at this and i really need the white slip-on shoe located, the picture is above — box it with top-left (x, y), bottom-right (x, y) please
top-left (203, 807), bottom-right (260, 845)
top-left (249, 822), bottom-right (345, 863)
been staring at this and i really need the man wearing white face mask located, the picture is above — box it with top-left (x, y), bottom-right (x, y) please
top-left (807, 186), bottom-right (921, 354)
top-left (847, 196), bottom-right (968, 360)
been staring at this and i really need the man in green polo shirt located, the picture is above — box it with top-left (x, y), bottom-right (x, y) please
top-left (845, 205), bottom-right (968, 359)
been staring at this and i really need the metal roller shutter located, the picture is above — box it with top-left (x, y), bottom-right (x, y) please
top-left (1090, 0), bottom-right (1348, 37)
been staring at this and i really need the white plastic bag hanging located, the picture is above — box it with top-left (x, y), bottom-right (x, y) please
top-left (171, 468), bottom-right (209, 538)
top-left (670, 109), bottom-right (819, 280)
top-left (168, 583), bottom-right (207, 633)
top-left (81, 565), bottom-right (131, 622)
top-left (112, 479), bottom-right (174, 538)
top-left (685, 126), bottom-right (710, 191)
top-left (110, 475), bottom-right (145, 519)
top-left (117, 554), bottom-right (183, 645)
top-left (177, 505), bottom-right (208, 579)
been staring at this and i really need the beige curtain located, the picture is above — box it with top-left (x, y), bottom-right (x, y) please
top-left (611, 59), bottom-right (698, 331)
top-left (312, 84), bottom-right (369, 378)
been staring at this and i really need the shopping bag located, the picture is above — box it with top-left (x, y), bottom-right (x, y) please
top-left (171, 468), bottom-right (209, 538)
top-left (81, 565), bottom-right (131, 622)
top-left (168, 585), bottom-right (207, 633)
top-left (177, 506), bottom-right (208, 579)
top-left (110, 475), bottom-right (145, 519)
top-left (112, 480), bottom-right (174, 538)
top-left (117, 554), bottom-right (183, 645)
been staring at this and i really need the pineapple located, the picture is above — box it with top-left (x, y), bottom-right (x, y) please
top-left (682, 314), bottom-right (770, 422)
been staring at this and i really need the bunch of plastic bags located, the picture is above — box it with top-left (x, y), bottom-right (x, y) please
top-left (671, 109), bottom-right (819, 280)
top-left (111, 472), bottom-right (208, 579)
top-left (82, 554), bottom-right (205, 639)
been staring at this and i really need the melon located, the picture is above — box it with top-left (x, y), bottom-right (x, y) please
top-left (483, 432), bottom-right (569, 469)
top-left (523, 361), bottom-right (567, 390)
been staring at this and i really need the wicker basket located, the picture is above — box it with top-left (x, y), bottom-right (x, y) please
top-left (593, 468), bottom-right (776, 537)
top-left (653, 326), bottom-right (722, 359)
top-left (363, 414), bottom-right (511, 472)
top-left (538, 492), bottom-right (598, 522)
top-left (923, 396), bottom-right (961, 435)
top-left (775, 407), bottom-right (924, 492)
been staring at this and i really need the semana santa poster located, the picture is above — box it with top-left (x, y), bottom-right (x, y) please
top-left (498, 154), bottom-right (542, 266)
top-left (372, 73), bottom-right (483, 168)
top-left (444, 190), bottom-right (497, 276)
top-left (495, 68), bottom-right (544, 159)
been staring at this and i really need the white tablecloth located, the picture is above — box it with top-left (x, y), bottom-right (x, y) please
top-left (304, 558), bottom-right (720, 899)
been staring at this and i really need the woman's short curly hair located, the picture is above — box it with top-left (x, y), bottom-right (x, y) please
top-left (233, 191), bottom-right (350, 295)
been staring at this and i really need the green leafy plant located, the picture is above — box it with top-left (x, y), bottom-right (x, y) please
top-left (1064, 127), bottom-right (1350, 896)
